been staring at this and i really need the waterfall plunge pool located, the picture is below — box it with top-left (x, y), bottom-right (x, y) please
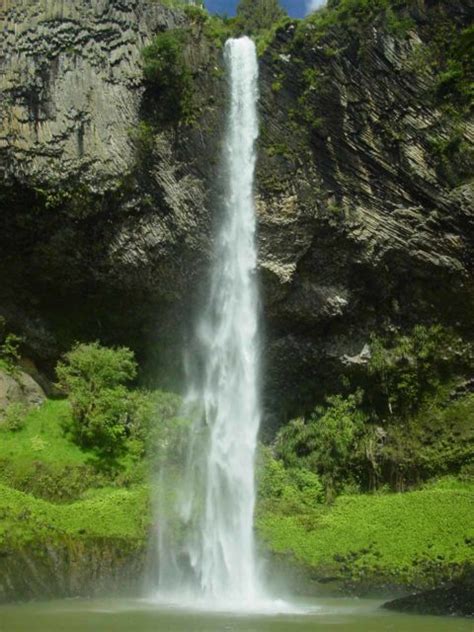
top-left (0, 597), bottom-right (471, 631)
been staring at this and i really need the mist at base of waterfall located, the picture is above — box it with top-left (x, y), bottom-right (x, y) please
top-left (145, 591), bottom-right (313, 615)
top-left (1, 597), bottom-right (471, 632)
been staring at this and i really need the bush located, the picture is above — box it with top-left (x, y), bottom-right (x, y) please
top-left (236, 0), bottom-right (286, 35)
top-left (56, 342), bottom-right (139, 455)
top-left (367, 325), bottom-right (470, 418)
top-left (142, 29), bottom-right (194, 125)
top-left (0, 403), bottom-right (28, 432)
top-left (275, 393), bottom-right (366, 501)
top-left (434, 24), bottom-right (473, 107)
top-left (128, 389), bottom-right (189, 465)
top-left (257, 446), bottom-right (324, 513)
top-left (0, 317), bottom-right (22, 375)
top-left (294, 0), bottom-right (414, 48)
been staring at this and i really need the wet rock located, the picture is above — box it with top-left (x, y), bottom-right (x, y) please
top-left (382, 571), bottom-right (474, 618)
top-left (0, 539), bottom-right (146, 603)
top-left (0, 370), bottom-right (46, 413)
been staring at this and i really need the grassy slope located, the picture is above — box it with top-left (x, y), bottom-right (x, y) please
top-left (0, 484), bottom-right (149, 547)
top-left (0, 400), bottom-right (146, 501)
top-left (1, 399), bottom-right (473, 592)
top-left (0, 400), bottom-right (150, 553)
top-left (0, 400), bottom-right (88, 465)
top-left (257, 480), bottom-right (474, 588)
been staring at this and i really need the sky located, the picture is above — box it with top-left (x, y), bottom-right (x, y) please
top-left (204, 0), bottom-right (326, 19)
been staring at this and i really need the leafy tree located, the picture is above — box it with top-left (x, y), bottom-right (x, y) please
top-left (236, 0), bottom-right (286, 34)
top-left (276, 393), bottom-right (365, 501)
top-left (56, 342), bottom-right (139, 455)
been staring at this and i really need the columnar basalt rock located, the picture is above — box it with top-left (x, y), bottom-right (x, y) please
top-left (0, 0), bottom-right (223, 382)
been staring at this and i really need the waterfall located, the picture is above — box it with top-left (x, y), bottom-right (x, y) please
top-left (154, 37), bottom-right (263, 608)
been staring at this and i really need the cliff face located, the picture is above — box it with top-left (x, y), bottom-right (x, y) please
top-left (0, 538), bottom-right (144, 603)
top-left (257, 0), bottom-right (474, 419)
top-left (0, 0), bottom-right (223, 381)
top-left (0, 0), bottom-right (473, 421)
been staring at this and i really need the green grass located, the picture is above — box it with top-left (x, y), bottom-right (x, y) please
top-left (1, 398), bottom-right (472, 592)
top-left (0, 483), bottom-right (149, 548)
top-left (0, 400), bottom-right (87, 466)
top-left (0, 400), bottom-right (147, 501)
top-left (0, 398), bottom-right (151, 561)
top-left (257, 482), bottom-right (474, 588)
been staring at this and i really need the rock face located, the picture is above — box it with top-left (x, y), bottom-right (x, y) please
top-left (256, 0), bottom-right (474, 419)
top-left (0, 538), bottom-right (145, 603)
top-left (0, 0), bottom-right (223, 383)
top-left (383, 570), bottom-right (474, 618)
top-left (0, 369), bottom-right (46, 413)
top-left (0, 0), bottom-right (473, 422)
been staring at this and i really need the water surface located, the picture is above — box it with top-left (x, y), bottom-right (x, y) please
top-left (0, 597), bottom-right (470, 632)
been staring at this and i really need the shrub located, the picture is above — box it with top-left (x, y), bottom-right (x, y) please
top-left (434, 24), bottom-right (473, 107)
top-left (294, 0), bottom-right (414, 48)
top-left (0, 317), bottom-right (22, 375)
top-left (128, 389), bottom-right (189, 465)
top-left (56, 342), bottom-right (138, 455)
top-left (236, 0), bottom-right (286, 35)
top-left (257, 446), bottom-right (324, 513)
top-left (275, 393), bottom-right (366, 501)
top-left (142, 29), bottom-right (194, 125)
top-left (0, 403), bottom-right (28, 432)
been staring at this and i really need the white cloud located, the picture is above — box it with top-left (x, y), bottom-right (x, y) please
top-left (306, 0), bottom-right (326, 14)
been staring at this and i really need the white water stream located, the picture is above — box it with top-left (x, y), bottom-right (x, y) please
top-left (153, 37), bottom-right (266, 610)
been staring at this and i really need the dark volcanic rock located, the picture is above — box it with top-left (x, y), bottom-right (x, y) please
top-left (0, 0), bottom-right (225, 385)
top-left (382, 571), bottom-right (474, 618)
top-left (256, 0), bottom-right (474, 420)
top-left (0, 538), bottom-right (145, 603)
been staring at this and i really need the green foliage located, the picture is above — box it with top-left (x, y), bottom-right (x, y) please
top-left (56, 342), bottom-right (142, 455)
top-left (257, 447), bottom-right (324, 514)
top-left (366, 391), bottom-right (474, 491)
top-left (0, 317), bottom-right (22, 375)
top-left (0, 482), bottom-right (149, 549)
top-left (130, 389), bottom-right (189, 465)
top-left (0, 400), bottom-right (104, 500)
top-left (434, 24), bottom-right (473, 108)
top-left (275, 393), bottom-right (366, 500)
top-left (0, 403), bottom-right (28, 432)
top-left (290, 66), bottom-right (329, 131)
top-left (129, 121), bottom-right (156, 161)
top-left (142, 29), bottom-right (194, 125)
top-left (294, 0), bottom-right (414, 48)
top-left (367, 325), bottom-right (470, 418)
top-left (427, 128), bottom-right (474, 187)
top-left (257, 483), bottom-right (474, 589)
top-left (236, 0), bottom-right (286, 35)
top-left (0, 391), bottom-right (184, 501)
top-left (202, 15), bottom-right (236, 48)
top-left (272, 326), bottom-right (473, 495)
top-left (56, 342), bottom-right (137, 394)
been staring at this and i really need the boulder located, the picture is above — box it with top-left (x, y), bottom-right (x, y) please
top-left (0, 370), bottom-right (46, 413)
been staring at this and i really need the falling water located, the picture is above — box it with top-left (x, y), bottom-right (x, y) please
top-left (154, 37), bottom-right (263, 608)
